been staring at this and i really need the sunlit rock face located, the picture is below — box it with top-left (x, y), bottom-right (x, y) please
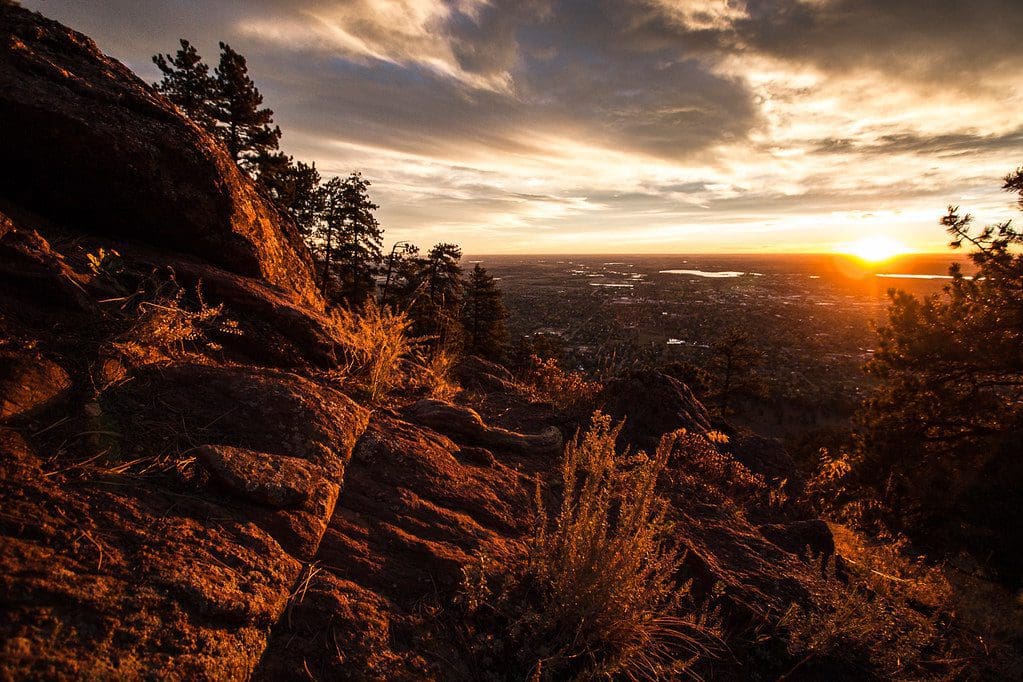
top-left (0, 3), bottom-right (321, 308)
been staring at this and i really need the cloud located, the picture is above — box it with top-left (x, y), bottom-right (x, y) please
top-left (18, 0), bottom-right (1023, 253)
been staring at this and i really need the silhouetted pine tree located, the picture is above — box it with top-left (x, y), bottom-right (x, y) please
top-left (318, 173), bottom-right (383, 304)
top-left (425, 243), bottom-right (463, 306)
top-left (259, 156), bottom-right (323, 236)
top-left (153, 40), bottom-right (218, 132)
top-left (381, 242), bottom-right (422, 307)
top-left (410, 243), bottom-right (464, 348)
top-left (855, 167), bottom-right (1023, 579)
top-left (213, 42), bottom-right (281, 173)
top-left (709, 327), bottom-right (763, 411)
top-left (462, 263), bottom-right (508, 361)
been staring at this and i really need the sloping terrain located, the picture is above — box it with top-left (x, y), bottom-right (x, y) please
top-left (0, 5), bottom-right (994, 680)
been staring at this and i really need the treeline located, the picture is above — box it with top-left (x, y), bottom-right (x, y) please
top-left (152, 40), bottom-right (508, 360)
top-left (810, 168), bottom-right (1023, 586)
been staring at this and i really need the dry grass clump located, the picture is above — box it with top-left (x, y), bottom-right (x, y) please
top-left (460, 412), bottom-right (713, 680)
top-left (521, 355), bottom-right (602, 414)
top-left (113, 276), bottom-right (239, 365)
top-left (330, 299), bottom-right (416, 401)
top-left (409, 347), bottom-right (460, 400)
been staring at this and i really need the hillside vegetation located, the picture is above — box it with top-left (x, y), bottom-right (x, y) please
top-left (1, 4), bottom-right (1020, 680)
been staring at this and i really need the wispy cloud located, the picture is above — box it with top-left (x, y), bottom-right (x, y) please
top-left (22, 0), bottom-right (1023, 252)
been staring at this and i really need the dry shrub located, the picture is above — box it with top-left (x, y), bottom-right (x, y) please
top-left (114, 276), bottom-right (239, 365)
top-left (460, 412), bottom-right (713, 680)
top-left (521, 354), bottom-right (601, 414)
top-left (331, 299), bottom-right (415, 401)
top-left (775, 521), bottom-right (1023, 679)
top-left (804, 448), bottom-right (889, 531)
top-left (410, 347), bottom-right (460, 400)
top-left (779, 551), bottom-right (962, 679)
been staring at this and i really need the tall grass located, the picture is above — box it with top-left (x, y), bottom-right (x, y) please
top-left (411, 347), bottom-right (460, 400)
top-left (462, 412), bottom-right (710, 679)
top-left (331, 299), bottom-right (414, 401)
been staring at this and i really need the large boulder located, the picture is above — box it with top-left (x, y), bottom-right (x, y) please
top-left (0, 426), bottom-right (302, 679)
top-left (453, 355), bottom-right (518, 393)
top-left (0, 4), bottom-right (320, 308)
top-left (601, 370), bottom-right (711, 452)
top-left (256, 415), bottom-right (530, 678)
top-left (102, 363), bottom-right (369, 479)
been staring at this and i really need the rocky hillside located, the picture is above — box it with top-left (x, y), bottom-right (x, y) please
top-left (0, 5), bottom-right (999, 680)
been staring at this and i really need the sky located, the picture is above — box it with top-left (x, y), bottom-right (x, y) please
top-left (21, 0), bottom-right (1023, 254)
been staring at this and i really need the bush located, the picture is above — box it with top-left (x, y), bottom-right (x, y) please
top-left (410, 347), bottom-right (460, 400)
top-left (520, 354), bottom-right (601, 414)
top-left (331, 299), bottom-right (415, 401)
top-left (460, 412), bottom-right (710, 679)
top-left (114, 274), bottom-right (239, 365)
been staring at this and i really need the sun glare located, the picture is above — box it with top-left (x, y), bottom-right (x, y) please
top-left (840, 235), bottom-right (910, 263)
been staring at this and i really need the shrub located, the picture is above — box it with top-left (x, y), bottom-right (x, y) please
top-left (521, 354), bottom-right (601, 414)
top-left (410, 347), bottom-right (460, 400)
top-left (460, 412), bottom-right (710, 679)
top-left (114, 275), bottom-right (239, 364)
top-left (331, 299), bottom-right (415, 401)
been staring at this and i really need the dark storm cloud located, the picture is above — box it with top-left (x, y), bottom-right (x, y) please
top-left (21, 0), bottom-right (762, 161)
top-left (735, 0), bottom-right (1023, 86)
top-left (23, 0), bottom-right (1021, 163)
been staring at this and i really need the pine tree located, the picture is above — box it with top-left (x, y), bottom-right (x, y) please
top-left (424, 243), bottom-right (463, 306)
top-left (856, 167), bottom-right (1023, 579)
top-left (213, 42), bottom-right (281, 173)
top-left (381, 242), bottom-right (422, 307)
top-left (258, 155), bottom-right (322, 236)
top-left (315, 176), bottom-right (342, 297)
top-left (152, 39), bottom-right (218, 132)
top-left (461, 263), bottom-right (508, 361)
top-left (709, 327), bottom-right (763, 411)
top-left (285, 160), bottom-right (323, 237)
top-left (318, 173), bottom-right (383, 304)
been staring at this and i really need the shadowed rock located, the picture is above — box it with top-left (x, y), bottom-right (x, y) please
top-left (0, 3), bottom-right (320, 308)
top-left (196, 444), bottom-right (342, 560)
top-left (197, 444), bottom-right (320, 508)
top-left (103, 363), bottom-right (369, 479)
top-left (601, 370), bottom-right (711, 452)
top-left (402, 398), bottom-right (562, 456)
top-left (0, 425), bottom-right (302, 678)
top-left (0, 351), bottom-right (70, 420)
top-left (454, 355), bottom-right (519, 394)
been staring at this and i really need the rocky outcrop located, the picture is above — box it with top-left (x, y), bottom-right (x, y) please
top-left (0, 351), bottom-right (70, 420)
top-left (101, 364), bottom-right (368, 479)
top-left (601, 370), bottom-right (712, 452)
top-left (0, 4), bottom-right (320, 308)
top-left (0, 427), bottom-right (302, 679)
top-left (197, 444), bottom-right (322, 509)
top-left (725, 431), bottom-right (797, 482)
top-left (256, 415), bottom-right (531, 678)
top-left (454, 355), bottom-right (519, 393)
top-left (403, 398), bottom-right (563, 456)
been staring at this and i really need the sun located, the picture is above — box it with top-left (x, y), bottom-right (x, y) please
top-left (839, 235), bottom-right (910, 263)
